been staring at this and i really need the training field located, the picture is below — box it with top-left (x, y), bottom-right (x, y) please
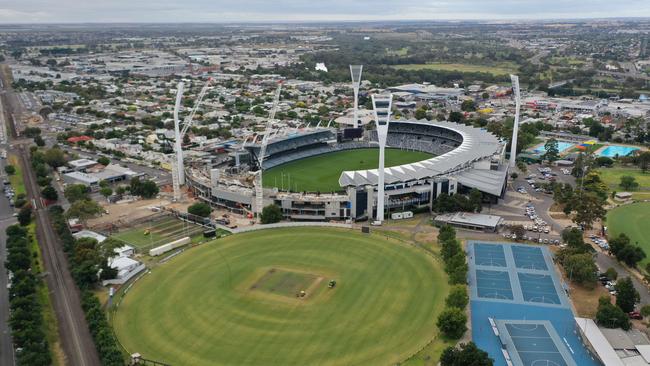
top-left (113, 227), bottom-right (448, 366)
top-left (111, 216), bottom-right (205, 251)
top-left (263, 148), bottom-right (431, 192)
top-left (598, 166), bottom-right (650, 200)
top-left (391, 62), bottom-right (518, 76)
top-left (607, 202), bottom-right (650, 265)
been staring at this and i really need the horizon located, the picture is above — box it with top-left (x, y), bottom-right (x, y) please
top-left (1, 0), bottom-right (649, 24)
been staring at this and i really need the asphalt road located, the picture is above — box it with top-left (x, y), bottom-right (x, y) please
top-left (594, 249), bottom-right (650, 306)
top-left (0, 160), bottom-right (16, 366)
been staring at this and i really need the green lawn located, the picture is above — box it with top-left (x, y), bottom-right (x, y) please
top-left (607, 202), bottom-right (650, 265)
top-left (391, 62), bottom-right (517, 76)
top-left (263, 148), bottom-right (432, 192)
top-left (597, 166), bottom-right (650, 194)
top-left (113, 228), bottom-right (449, 366)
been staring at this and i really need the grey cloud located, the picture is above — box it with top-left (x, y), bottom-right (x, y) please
top-left (0, 0), bottom-right (648, 23)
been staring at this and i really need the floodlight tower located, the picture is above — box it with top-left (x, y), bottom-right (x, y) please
top-left (350, 65), bottom-right (363, 129)
top-left (255, 82), bottom-right (283, 222)
top-left (173, 82), bottom-right (185, 187)
top-left (371, 93), bottom-right (393, 224)
top-left (509, 74), bottom-right (521, 168)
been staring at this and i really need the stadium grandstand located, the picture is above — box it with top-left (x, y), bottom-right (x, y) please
top-left (186, 120), bottom-right (508, 221)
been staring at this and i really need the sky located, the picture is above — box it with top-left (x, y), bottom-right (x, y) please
top-left (0, 0), bottom-right (649, 23)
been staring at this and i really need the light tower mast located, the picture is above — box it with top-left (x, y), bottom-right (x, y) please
top-left (509, 74), bottom-right (521, 168)
top-left (172, 78), bottom-right (213, 200)
top-left (371, 93), bottom-right (393, 224)
top-left (350, 65), bottom-right (363, 129)
top-left (255, 82), bottom-right (283, 221)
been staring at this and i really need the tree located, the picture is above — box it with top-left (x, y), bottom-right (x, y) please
top-left (188, 202), bottom-right (212, 218)
top-left (619, 175), bottom-right (639, 191)
top-left (572, 192), bottom-right (606, 230)
top-left (616, 277), bottom-right (640, 313)
top-left (596, 296), bottom-right (631, 330)
top-left (509, 225), bottom-right (525, 241)
top-left (437, 307), bottom-right (467, 339)
top-left (605, 267), bottom-right (618, 281)
top-left (34, 135), bottom-right (45, 147)
top-left (440, 342), bottom-right (493, 366)
top-left (41, 185), bottom-right (58, 201)
top-left (99, 187), bottom-right (113, 199)
top-left (66, 200), bottom-right (103, 222)
top-left (445, 285), bottom-right (469, 309)
top-left (438, 224), bottom-right (457, 244)
top-left (640, 304), bottom-right (650, 318)
top-left (563, 253), bottom-right (597, 286)
top-left (261, 204), bottom-right (282, 224)
top-left (43, 148), bottom-right (66, 168)
top-left (129, 177), bottom-right (159, 199)
top-left (617, 245), bottom-right (646, 267)
top-left (448, 111), bottom-right (464, 123)
top-left (638, 151), bottom-right (650, 173)
top-left (461, 100), bottom-right (476, 112)
top-left (17, 206), bottom-right (32, 226)
top-left (4, 165), bottom-right (15, 175)
top-left (414, 108), bottom-right (427, 120)
top-left (542, 138), bottom-right (559, 163)
top-left (609, 233), bottom-right (630, 256)
top-left (64, 184), bottom-right (90, 203)
top-left (469, 188), bottom-right (483, 212)
top-left (441, 238), bottom-right (462, 263)
top-left (97, 156), bottom-right (111, 166)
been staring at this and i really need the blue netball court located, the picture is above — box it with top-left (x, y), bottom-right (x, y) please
top-left (468, 241), bottom-right (600, 366)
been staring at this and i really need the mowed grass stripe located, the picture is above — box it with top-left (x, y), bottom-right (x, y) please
top-left (114, 228), bottom-right (448, 366)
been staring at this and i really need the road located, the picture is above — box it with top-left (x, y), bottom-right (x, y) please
top-left (1, 63), bottom-right (101, 366)
top-left (0, 159), bottom-right (16, 366)
top-left (594, 250), bottom-right (650, 305)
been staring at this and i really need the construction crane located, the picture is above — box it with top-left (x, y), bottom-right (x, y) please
top-left (172, 77), bottom-right (213, 201)
top-left (254, 82), bottom-right (282, 221)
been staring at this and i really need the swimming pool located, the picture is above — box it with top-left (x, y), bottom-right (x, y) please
top-left (598, 145), bottom-right (639, 158)
top-left (533, 141), bottom-right (574, 154)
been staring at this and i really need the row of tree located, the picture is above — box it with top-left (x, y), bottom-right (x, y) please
top-left (596, 278), bottom-right (639, 330)
top-left (609, 233), bottom-right (646, 268)
top-left (5, 224), bottom-right (52, 365)
top-left (433, 189), bottom-right (483, 214)
top-left (555, 228), bottom-right (598, 287)
top-left (436, 225), bottom-right (469, 340)
top-left (48, 206), bottom-right (124, 365)
top-left (435, 225), bottom-right (494, 365)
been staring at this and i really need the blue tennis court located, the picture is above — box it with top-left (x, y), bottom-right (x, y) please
top-left (503, 322), bottom-right (574, 366)
top-left (512, 246), bottom-right (548, 271)
top-left (474, 243), bottom-right (507, 267)
top-left (518, 272), bottom-right (561, 305)
top-left (476, 269), bottom-right (514, 300)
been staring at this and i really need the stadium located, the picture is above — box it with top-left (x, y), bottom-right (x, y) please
top-left (186, 119), bottom-right (509, 221)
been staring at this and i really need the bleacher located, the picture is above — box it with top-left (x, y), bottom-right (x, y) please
top-left (260, 122), bottom-right (465, 169)
top-left (263, 141), bottom-right (373, 170)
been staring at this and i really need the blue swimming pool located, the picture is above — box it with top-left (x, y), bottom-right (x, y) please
top-left (533, 141), bottom-right (574, 154)
top-left (598, 145), bottom-right (639, 158)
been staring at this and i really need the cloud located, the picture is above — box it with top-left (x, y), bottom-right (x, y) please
top-left (0, 0), bottom-right (648, 23)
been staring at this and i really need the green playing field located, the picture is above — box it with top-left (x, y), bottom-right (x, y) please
top-left (113, 227), bottom-right (449, 366)
top-left (263, 148), bottom-right (431, 192)
top-left (607, 202), bottom-right (650, 265)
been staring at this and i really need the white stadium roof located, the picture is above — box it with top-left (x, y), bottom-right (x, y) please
top-left (338, 120), bottom-right (504, 190)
